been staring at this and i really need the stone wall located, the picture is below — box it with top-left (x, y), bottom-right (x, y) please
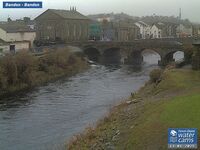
top-left (192, 47), bottom-right (200, 70)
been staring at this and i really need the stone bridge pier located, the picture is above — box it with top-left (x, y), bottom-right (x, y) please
top-left (124, 50), bottom-right (143, 65)
top-left (158, 52), bottom-right (175, 66)
top-left (83, 46), bottom-right (122, 64)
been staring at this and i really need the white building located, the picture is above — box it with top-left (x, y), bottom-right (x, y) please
top-left (0, 22), bottom-right (36, 53)
top-left (135, 21), bottom-right (151, 39)
top-left (0, 40), bottom-right (31, 54)
top-left (150, 22), bottom-right (166, 39)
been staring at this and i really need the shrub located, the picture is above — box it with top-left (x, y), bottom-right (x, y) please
top-left (44, 48), bottom-right (70, 68)
top-left (15, 50), bottom-right (38, 85)
top-left (0, 65), bottom-right (7, 89)
top-left (183, 44), bottom-right (194, 64)
top-left (149, 69), bottom-right (163, 83)
top-left (0, 48), bottom-right (88, 96)
top-left (1, 54), bottom-right (18, 85)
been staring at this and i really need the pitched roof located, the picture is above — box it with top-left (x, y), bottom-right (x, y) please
top-left (153, 22), bottom-right (166, 29)
top-left (36, 9), bottom-right (89, 20)
top-left (137, 21), bottom-right (149, 26)
top-left (0, 22), bottom-right (35, 33)
top-left (0, 38), bottom-right (8, 45)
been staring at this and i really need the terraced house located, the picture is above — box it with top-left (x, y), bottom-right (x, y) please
top-left (0, 21), bottom-right (36, 53)
top-left (35, 8), bottom-right (90, 42)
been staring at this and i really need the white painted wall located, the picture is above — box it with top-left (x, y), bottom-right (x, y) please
top-left (14, 42), bottom-right (30, 52)
top-left (0, 42), bottom-right (29, 53)
top-left (135, 22), bottom-right (145, 39)
top-left (151, 25), bottom-right (162, 38)
top-left (0, 27), bottom-right (36, 47)
top-left (135, 22), bottom-right (151, 39)
top-left (6, 32), bottom-right (36, 47)
top-left (0, 45), bottom-right (9, 53)
top-left (145, 26), bottom-right (151, 38)
top-left (0, 28), bottom-right (7, 41)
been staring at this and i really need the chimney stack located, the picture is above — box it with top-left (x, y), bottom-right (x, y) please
top-left (70, 6), bottom-right (77, 12)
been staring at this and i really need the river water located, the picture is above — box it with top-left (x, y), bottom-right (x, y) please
top-left (0, 51), bottom-right (183, 150)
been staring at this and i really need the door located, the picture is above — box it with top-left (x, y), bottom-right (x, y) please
top-left (10, 45), bottom-right (15, 53)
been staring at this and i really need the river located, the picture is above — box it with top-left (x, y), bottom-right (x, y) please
top-left (0, 51), bottom-right (184, 150)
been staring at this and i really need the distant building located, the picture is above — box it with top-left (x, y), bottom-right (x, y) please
top-left (11, 17), bottom-right (36, 29)
top-left (135, 21), bottom-right (151, 39)
top-left (100, 20), bottom-right (115, 41)
top-left (0, 22), bottom-right (36, 53)
top-left (115, 22), bottom-right (139, 41)
top-left (151, 23), bottom-right (166, 38)
top-left (89, 21), bottom-right (102, 40)
top-left (100, 21), bottom-right (139, 41)
top-left (35, 8), bottom-right (90, 42)
top-left (128, 23), bottom-right (140, 40)
top-left (164, 23), bottom-right (178, 38)
top-left (176, 24), bottom-right (193, 38)
top-left (192, 25), bottom-right (200, 38)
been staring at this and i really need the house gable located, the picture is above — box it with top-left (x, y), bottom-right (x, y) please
top-left (35, 9), bottom-right (63, 21)
top-left (0, 27), bottom-right (7, 41)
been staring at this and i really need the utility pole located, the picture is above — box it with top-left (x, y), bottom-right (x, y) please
top-left (179, 8), bottom-right (182, 20)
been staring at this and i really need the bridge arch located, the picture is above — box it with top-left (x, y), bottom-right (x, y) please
top-left (161, 49), bottom-right (185, 66)
top-left (102, 47), bottom-right (121, 64)
top-left (141, 49), bottom-right (162, 65)
top-left (173, 51), bottom-right (184, 62)
top-left (83, 46), bottom-right (101, 62)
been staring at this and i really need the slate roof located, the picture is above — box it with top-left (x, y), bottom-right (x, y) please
top-left (0, 22), bottom-right (35, 33)
top-left (36, 9), bottom-right (89, 20)
top-left (153, 22), bottom-right (166, 29)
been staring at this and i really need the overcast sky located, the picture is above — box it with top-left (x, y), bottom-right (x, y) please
top-left (0, 0), bottom-right (199, 22)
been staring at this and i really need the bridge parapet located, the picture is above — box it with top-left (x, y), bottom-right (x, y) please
top-left (66, 38), bottom-right (194, 66)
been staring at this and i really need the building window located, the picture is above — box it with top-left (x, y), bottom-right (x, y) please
top-left (79, 25), bottom-right (82, 39)
top-left (47, 26), bottom-right (52, 30)
top-left (74, 24), bottom-right (76, 38)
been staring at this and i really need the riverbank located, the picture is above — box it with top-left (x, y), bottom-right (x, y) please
top-left (67, 67), bottom-right (200, 149)
top-left (0, 48), bottom-right (89, 98)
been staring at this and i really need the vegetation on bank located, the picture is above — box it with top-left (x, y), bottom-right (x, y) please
top-left (0, 49), bottom-right (88, 97)
top-left (67, 68), bottom-right (200, 150)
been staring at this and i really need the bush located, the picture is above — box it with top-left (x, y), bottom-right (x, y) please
top-left (0, 48), bottom-right (88, 95)
top-left (149, 69), bottom-right (163, 83)
top-left (44, 48), bottom-right (70, 68)
top-left (1, 54), bottom-right (18, 85)
top-left (15, 50), bottom-right (38, 85)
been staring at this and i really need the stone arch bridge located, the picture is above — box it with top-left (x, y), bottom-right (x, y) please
top-left (66, 38), bottom-right (194, 66)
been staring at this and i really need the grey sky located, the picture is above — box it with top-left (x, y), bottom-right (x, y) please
top-left (0, 0), bottom-right (199, 22)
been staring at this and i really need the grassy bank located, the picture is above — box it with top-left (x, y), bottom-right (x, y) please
top-left (0, 48), bottom-right (88, 97)
top-left (67, 68), bottom-right (200, 150)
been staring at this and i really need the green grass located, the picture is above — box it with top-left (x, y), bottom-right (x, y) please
top-left (123, 94), bottom-right (200, 150)
top-left (161, 94), bottom-right (200, 128)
